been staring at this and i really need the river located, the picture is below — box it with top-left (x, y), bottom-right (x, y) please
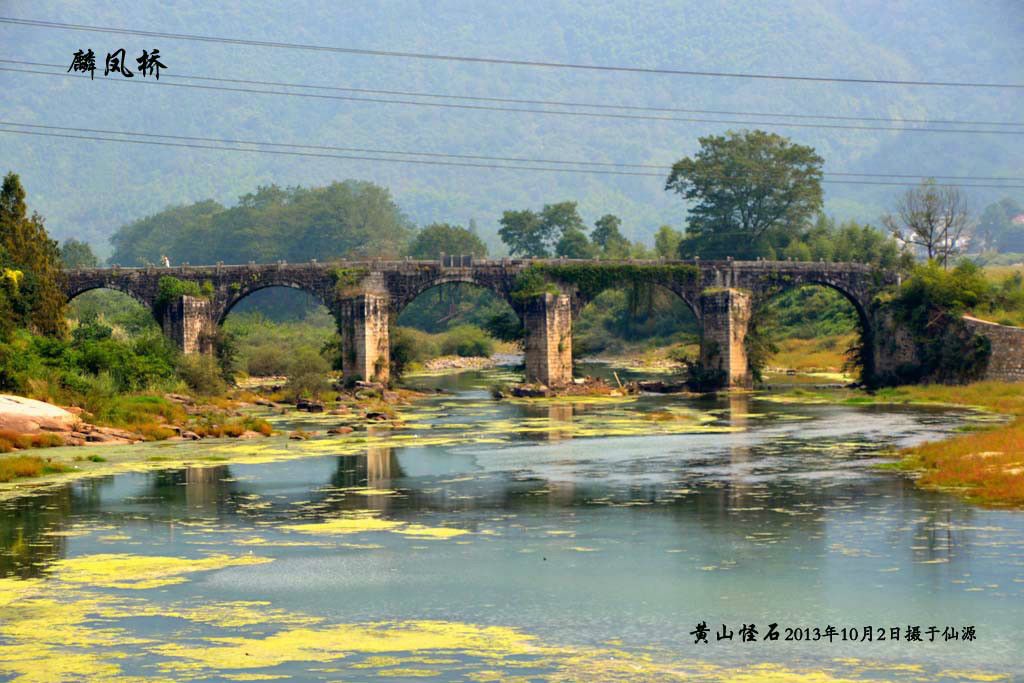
top-left (0, 367), bottom-right (1021, 681)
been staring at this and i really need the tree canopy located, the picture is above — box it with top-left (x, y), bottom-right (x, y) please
top-left (110, 182), bottom-right (414, 266)
top-left (0, 172), bottom-right (65, 338)
top-left (977, 198), bottom-right (1024, 253)
top-left (499, 201), bottom-right (595, 258)
top-left (882, 180), bottom-right (970, 267)
top-left (60, 239), bottom-right (100, 269)
top-left (408, 223), bottom-right (488, 259)
top-left (666, 130), bottom-right (824, 259)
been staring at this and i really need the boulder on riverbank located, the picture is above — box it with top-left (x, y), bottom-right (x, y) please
top-left (0, 395), bottom-right (81, 434)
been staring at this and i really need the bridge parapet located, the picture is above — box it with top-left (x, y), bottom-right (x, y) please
top-left (63, 259), bottom-right (898, 387)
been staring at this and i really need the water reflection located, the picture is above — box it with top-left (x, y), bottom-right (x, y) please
top-left (145, 465), bottom-right (240, 515)
top-left (0, 370), bottom-right (1021, 680)
top-left (0, 477), bottom-right (113, 577)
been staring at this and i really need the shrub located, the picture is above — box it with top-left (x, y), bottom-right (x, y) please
top-left (884, 261), bottom-right (995, 384)
top-left (156, 276), bottom-right (204, 307)
top-left (246, 418), bottom-right (273, 436)
top-left (440, 325), bottom-right (494, 357)
top-left (245, 344), bottom-right (293, 377)
top-left (137, 423), bottom-right (176, 441)
top-left (177, 355), bottom-right (227, 396)
top-left (285, 347), bottom-right (331, 399)
top-left (0, 455), bottom-right (69, 482)
top-left (390, 327), bottom-right (441, 378)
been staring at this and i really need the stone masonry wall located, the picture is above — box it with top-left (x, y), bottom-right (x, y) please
top-left (963, 317), bottom-right (1024, 382)
top-left (523, 293), bottom-right (573, 386)
top-left (340, 294), bottom-right (390, 384)
top-left (161, 296), bottom-right (214, 355)
top-left (699, 289), bottom-right (752, 388)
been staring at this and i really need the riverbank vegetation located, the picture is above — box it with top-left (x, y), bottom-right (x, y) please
top-left (872, 383), bottom-right (1024, 506)
top-left (2, 114), bottom-right (1024, 504)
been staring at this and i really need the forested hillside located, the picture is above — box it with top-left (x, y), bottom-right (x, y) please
top-left (1, 1), bottom-right (1022, 255)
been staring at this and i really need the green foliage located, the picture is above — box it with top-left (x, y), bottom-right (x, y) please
top-left (331, 267), bottom-right (369, 296)
top-left (0, 172), bottom-right (66, 338)
top-left (224, 309), bottom-right (336, 377)
top-left (653, 226), bottom-right (683, 259)
top-left (67, 290), bottom-right (158, 337)
top-left (59, 239), bottom-right (99, 269)
top-left (667, 130), bottom-right (824, 260)
top-left (244, 345), bottom-right (292, 377)
top-left (884, 261), bottom-right (995, 383)
top-left (762, 286), bottom-right (859, 339)
top-left (744, 312), bottom-right (780, 384)
top-left (397, 282), bottom-right (518, 337)
top-left (284, 347), bottom-right (331, 399)
top-left (499, 201), bottom-right (588, 257)
top-left (591, 214), bottom-right (629, 258)
top-left (517, 263), bottom-right (698, 301)
top-left (574, 288), bottom-right (698, 356)
top-left (389, 327), bottom-right (441, 378)
top-left (409, 223), bottom-right (488, 258)
top-left (743, 213), bottom-right (909, 270)
top-left (509, 268), bottom-right (560, 301)
top-left (555, 227), bottom-right (596, 258)
top-left (0, 324), bottom-right (179, 396)
top-left (110, 182), bottom-right (413, 267)
top-left (976, 198), bottom-right (1024, 253)
top-left (482, 309), bottom-right (523, 343)
top-left (176, 355), bottom-right (227, 396)
top-left (204, 327), bottom-right (239, 382)
top-left (440, 325), bottom-right (495, 357)
top-left (156, 276), bottom-right (204, 307)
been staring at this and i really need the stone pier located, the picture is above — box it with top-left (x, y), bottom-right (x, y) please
top-left (161, 295), bottom-right (215, 355)
top-left (523, 293), bottom-right (573, 387)
top-left (73, 259), bottom-right (1014, 389)
top-left (699, 288), bottom-right (753, 388)
top-left (339, 294), bottom-right (390, 384)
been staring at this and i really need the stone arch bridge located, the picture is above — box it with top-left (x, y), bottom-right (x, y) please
top-left (63, 259), bottom-right (899, 388)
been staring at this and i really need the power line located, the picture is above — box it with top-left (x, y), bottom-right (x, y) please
top-left (4, 119), bottom-right (1023, 183)
top-left (3, 125), bottom-right (1024, 189)
top-left (2, 16), bottom-right (1022, 89)
top-left (3, 64), bottom-right (1023, 136)
top-left (3, 58), bottom-right (1020, 129)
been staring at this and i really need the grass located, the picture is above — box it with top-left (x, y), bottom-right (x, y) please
top-left (189, 417), bottom-right (273, 439)
top-left (768, 334), bottom-right (857, 373)
top-left (874, 382), bottom-right (1024, 506)
top-left (0, 430), bottom-right (66, 452)
top-left (0, 455), bottom-right (71, 483)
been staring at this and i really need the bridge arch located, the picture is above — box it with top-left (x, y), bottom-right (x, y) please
top-left (752, 278), bottom-right (875, 380)
top-left (754, 277), bottom-right (870, 328)
top-left (215, 280), bottom-right (334, 325)
top-left (391, 275), bottom-right (521, 321)
top-left (572, 280), bottom-right (702, 358)
top-left (65, 282), bottom-right (155, 311)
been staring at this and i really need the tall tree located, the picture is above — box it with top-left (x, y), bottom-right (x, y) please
top-left (109, 181), bottom-right (413, 266)
top-left (555, 227), bottom-right (596, 258)
top-left (665, 130), bottom-right (824, 259)
top-left (408, 223), bottom-right (488, 259)
top-left (653, 225), bottom-right (683, 259)
top-left (976, 197), bottom-right (1023, 253)
top-left (591, 214), bottom-right (629, 258)
top-left (498, 201), bottom-right (589, 258)
top-left (0, 172), bottom-right (65, 336)
top-left (882, 179), bottom-right (970, 267)
top-left (498, 209), bottom-right (549, 257)
top-left (60, 239), bottom-right (100, 269)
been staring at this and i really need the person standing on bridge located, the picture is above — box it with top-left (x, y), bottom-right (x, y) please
top-left (161, 254), bottom-right (171, 268)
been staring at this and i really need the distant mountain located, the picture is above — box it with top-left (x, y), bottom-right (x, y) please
top-left (2, 0), bottom-right (1021, 257)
